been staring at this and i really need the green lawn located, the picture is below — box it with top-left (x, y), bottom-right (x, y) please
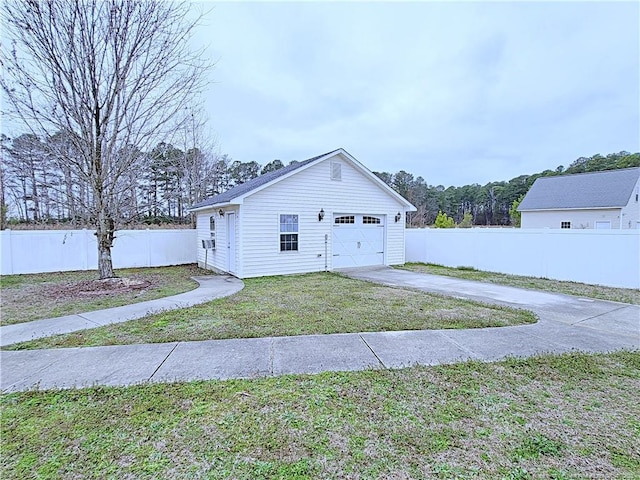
top-left (2, 351), bottom-right (639, 479)
top-left (400, 263), bottom-right (640, 305)
top-left (0, 265), bottom-right (210, 326)
top-left (6, 272), bottom-right (536, 350)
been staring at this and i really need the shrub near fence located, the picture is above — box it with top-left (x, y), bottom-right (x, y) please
top-left (0, 229), bottom-right (197, 275)
top-left (405, 228), bottom-right (640, 289)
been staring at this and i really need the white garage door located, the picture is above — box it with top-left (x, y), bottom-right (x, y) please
top-left (332, 214), bottom-right (385, 268)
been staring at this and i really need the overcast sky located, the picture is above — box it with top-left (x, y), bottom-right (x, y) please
top-left (194, 1), bottom-right (639, 187)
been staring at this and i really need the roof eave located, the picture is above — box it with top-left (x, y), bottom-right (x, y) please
top-left (519, 205), bottom-right (624, 212)
top-left (187, 201), bottom-right (241, 213)
top-left (189, 148), bottom-right (417, 212)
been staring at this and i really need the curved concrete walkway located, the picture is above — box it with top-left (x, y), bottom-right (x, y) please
top-left (0, 275), bottom-right (244, 347)
top-left (1, 267), bottom-right (638, 392)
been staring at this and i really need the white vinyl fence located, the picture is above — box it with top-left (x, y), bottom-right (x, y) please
top-left (3, 228), bottom-right (639, 289)
top-left (406, 228), bottom-right (640, 289)
top-left (0, 229), bottom-right (197, 275)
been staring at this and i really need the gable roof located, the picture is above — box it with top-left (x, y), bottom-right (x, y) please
top-left (189, 148), bottom-right (415, 211)
top-left (518, 167), bottom-right (640, 211)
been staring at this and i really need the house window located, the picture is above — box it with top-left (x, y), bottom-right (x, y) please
top-left (279, 214), bottom-right (298, 251)
top-left (331, 162), bottom-right (342, 181)
top-left (209, 216), bottom-right (216, 239)
top-left (362, 216), bottom-right (381, 224)
top-left (334, 215), bottom-right (355, 224)
top-left (561, 221), bottom-right (571, 229)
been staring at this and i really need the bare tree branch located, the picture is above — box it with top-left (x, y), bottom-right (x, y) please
top-left (1, 0), bottom-right (212, 278)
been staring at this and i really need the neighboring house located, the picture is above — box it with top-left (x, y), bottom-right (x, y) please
top-left (189, 148), bottom-right (416, 278)
top-left (518, 167), bottom-right (640, 229)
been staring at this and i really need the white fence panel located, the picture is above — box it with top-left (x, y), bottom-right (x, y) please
top-left (0, 229), bottom-right (197, 275)
top-left (405, 228), bottom-right (640, 289)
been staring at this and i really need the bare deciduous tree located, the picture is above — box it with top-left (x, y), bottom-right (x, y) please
top-left (1, 0), bottom-right (211, 278)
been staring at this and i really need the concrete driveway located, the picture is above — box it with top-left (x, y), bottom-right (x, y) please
top-left (341, 267), bottom-right (640, 338)
top-left (2, 267), bottom-right (638, 392)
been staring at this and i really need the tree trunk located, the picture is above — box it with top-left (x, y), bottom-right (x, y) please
top-left (96, 213), bottom-right (116, 279)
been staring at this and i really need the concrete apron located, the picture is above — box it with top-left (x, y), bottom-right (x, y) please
top-left (2, 267), bottom-right (638, 393)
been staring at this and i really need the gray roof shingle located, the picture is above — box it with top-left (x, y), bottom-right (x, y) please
top-left (518, 167), bottom-right (640, 211)
top-left (190, 149), bottom-right (341, 210)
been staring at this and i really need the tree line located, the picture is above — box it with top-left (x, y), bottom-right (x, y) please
top-left (374, 151), bottom-right (640, 227)
top-left (3, 138), bottom-right (636, 230)
top-left (0, 132), bottom-right (288, 229)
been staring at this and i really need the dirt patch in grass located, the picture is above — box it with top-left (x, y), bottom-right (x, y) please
top-left (400, 263), bottom-right (640, 305)
top-left (2, 351), bottom-right (639, 479)
top-left (0, 265), bottom-right (210, 326)
top-left (7, 272), bottom-right (537, 350)
top-left (43, 277), bottom-right (152, 298)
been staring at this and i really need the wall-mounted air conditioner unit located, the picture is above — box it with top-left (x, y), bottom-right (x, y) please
top-left (201, 239), bottom-right (215, 250)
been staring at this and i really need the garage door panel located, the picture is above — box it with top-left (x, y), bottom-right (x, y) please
top-left (332, 215), bottom-right (385, 269)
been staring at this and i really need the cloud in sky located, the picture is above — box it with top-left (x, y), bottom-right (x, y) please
top-left (197, 1), bottom-right (638, 186)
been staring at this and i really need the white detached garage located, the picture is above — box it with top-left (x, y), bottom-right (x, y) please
top-left (189, 148), bottom-right (416, 278)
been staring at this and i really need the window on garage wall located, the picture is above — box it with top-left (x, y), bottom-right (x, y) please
top-left (279, 214), bottom-right (298, 251)
top-left (334, 215), bottom-right (354, 224)
top-left (209, 216), bottom-right (216, 239)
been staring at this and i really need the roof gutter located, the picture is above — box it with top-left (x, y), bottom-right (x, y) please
top-left (519, 206), bottom-right (624, 212)
top-left (187, 201), bottom-right (238, 213)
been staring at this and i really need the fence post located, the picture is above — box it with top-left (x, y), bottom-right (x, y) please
top-left (83, 228), bottom-right (89, 271)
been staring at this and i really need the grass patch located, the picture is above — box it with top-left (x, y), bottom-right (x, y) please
top-left (0, 265), bottom-right (210, 326)
top-left (2, 351), bottom-right (639, 479)
top-left (6, 272), bottom-right (536, 350)
top-left (400, 263), bottom-right (640, 305)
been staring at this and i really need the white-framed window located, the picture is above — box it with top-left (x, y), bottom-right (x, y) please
top-left (561, 221), bottom-right (571, 229)
top-left (279, 214), bottom-right (298, 251)
top-left (334, 215), bottom-right (354, 224)
top-left (362, 216), bottom-right (381, 224)
top-left (595, 221), bottom-right (611, 229)
top-left (208, 216), bottom-right (216, 249)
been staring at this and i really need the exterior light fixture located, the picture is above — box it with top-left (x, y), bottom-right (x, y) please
top-left (219, 209), bottom-right (225, 216)
top-left (318, 208), bottom-right (325, 221)
top-left (395, 212), bottom-right (402, 222)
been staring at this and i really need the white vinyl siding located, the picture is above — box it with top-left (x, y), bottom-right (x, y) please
top-left (620, 177), bottom-right (640, 229)
top-left (521, 208), bottom-right (623, 229)
top-left (238, 157), bottom-right (408, 278)
top-left (196, 207), bottom-right (239, 274)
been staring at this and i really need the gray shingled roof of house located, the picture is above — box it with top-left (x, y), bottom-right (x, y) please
top-left (518, 167), bottom-right (640, 211)
top-left (190, 149), bottom-right (341, 210)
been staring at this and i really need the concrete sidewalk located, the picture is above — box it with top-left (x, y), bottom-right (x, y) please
top-left (1, 267), bottom-right (638, 392)
top-left (0, 275), bottom-right (244, 347)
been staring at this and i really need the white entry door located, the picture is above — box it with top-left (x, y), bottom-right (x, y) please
top-left (595, 221), bottom-right (611, 229)
top-left (332, 214), bottom-right (385, 268)
top-left (226, 212), bottom-right (236, 274)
